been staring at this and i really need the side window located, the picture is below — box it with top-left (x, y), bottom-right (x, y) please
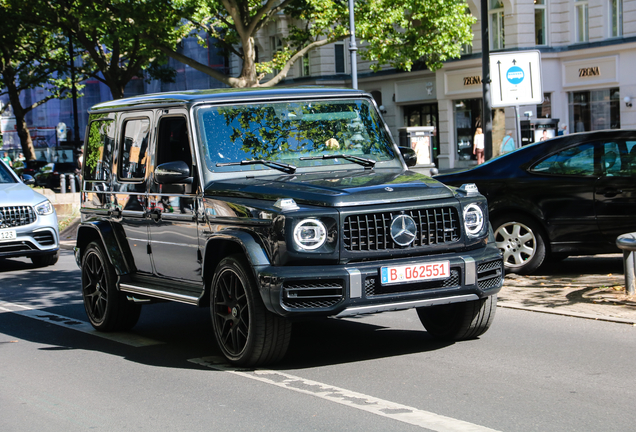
top-left (157, 117), bottom-right (191, 167)
top-left (531, 142), bottom-right (597, 176)
top-left (85, 118), bottom-right (115, 181)
top-left (601, 141), bottom-right (622, 176)
top-left (119, 118), bottom-right (150, 181)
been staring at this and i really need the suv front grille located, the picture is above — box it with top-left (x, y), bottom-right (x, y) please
top-left (343, 207), bottom-right (460, 251)
top-left (365, 269), bottom-right (461, 296)
top-left (282, 280), bottom-right (344, 309)
top-left (0, 206), bottom-right (36, 228)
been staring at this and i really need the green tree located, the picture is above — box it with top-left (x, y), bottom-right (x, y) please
top-left (23, 0), bottom-right (195, 99)
top-left (0, 3), bottom-right (83, 160)
top-left (155, 0), bottom-right (476, 88)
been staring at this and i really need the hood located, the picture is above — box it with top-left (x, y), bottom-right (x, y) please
top-left (0, 182), bottom-right (49, 206)
top-left (205, 168), bottom-right (454, 207)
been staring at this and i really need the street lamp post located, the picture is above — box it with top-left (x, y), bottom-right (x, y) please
top-left (348, 0), bottom-right (358, 89)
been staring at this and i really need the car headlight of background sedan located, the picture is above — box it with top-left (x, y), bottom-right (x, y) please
top-left (463, 203), bottom-right (485, 237)
top-left (293, 218), bottom-right (327, 250)
top-left (35, 200), bottom-right (54, 215)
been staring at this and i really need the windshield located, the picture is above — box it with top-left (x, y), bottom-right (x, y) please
top-left (196, 98), bottom-right (400, 174)
top-left (0, 161), bottom-right (17, 183)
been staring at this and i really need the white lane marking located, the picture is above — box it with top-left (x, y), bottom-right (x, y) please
top-left (189, 356), bottom-right (501, 432)
top-left (0, 301), bottom-right (163, 347)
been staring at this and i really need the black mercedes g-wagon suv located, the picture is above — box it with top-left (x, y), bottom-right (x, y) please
top-left (75, 88), bottom-right (503, 366)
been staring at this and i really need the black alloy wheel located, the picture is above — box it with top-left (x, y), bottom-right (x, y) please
top-left (81, 241), bottom-right (141, 331)
top-left (211, 255), bottom-right (291, 366)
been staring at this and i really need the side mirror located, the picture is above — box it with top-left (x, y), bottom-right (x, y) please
top-left (154, 161), bottom-right (193, 184)
top-left (21, 174), bottom-right (35, 185)
top-left (398, 147), bottom-right (417, 168)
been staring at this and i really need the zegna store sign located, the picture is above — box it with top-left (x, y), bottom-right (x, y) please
top-left (563, 56), bottom-right (618, 88)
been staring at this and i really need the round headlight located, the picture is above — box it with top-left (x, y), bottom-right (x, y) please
top-left (293, 219), bottom-right (327, 250)
top-left (463, 203), bottom-right (484, 237)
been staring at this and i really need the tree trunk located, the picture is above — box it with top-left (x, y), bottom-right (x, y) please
top-left (6, 81), bottom-right (35, 161)
top-left (235, 37), bottom-right (260, 88)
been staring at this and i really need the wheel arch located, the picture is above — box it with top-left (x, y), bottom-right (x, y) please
top-left (76, 222), bottom-right (135, 275)
top-left (201, 231), bottom-right (271, 307)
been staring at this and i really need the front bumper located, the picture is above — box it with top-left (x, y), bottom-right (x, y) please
top-left (256, 243), bottom-right (503, 318)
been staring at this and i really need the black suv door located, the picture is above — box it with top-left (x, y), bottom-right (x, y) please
top-left (148, 112), bottom-right (201, 283)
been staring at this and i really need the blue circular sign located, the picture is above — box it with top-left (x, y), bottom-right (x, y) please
top-left (506, 66), bottom-right (524, 85)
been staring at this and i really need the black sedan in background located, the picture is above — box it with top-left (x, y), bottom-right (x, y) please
top-left (436, 129), bottom-right (636, 274)
top-left (33, 162), bottom-right (79, 190)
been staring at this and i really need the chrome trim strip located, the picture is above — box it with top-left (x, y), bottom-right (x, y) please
top-left (148, 240), bottom-right (199, 248)
top-left (334, 294), bottom-right (479, 318)
top-left (463, 257), bottom-right (476, 286)
top-left (119, 284), bottom-right (199, 305)
top-left (347, 268), bottom-right (362, 299)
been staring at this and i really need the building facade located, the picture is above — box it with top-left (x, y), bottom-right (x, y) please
top-left (2, 1), bottom-right (635, 170)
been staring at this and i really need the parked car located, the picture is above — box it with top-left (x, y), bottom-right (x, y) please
top-left (13, 159), bottom-right (48, 177)
top-left (0, 159), bottom-right (60, 267)
top-left (34, 162), bottom-right (79, 190)
top-left (435, 129), bottom-right (636, 274)
top-left (74, 88), bottom-right (503, 366)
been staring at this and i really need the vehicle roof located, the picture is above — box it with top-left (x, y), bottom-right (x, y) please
top-left (89, 87), bottom-right (369, 113)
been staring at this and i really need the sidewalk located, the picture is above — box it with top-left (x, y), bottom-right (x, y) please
top-left (58, 218), bottom-right (636, 325)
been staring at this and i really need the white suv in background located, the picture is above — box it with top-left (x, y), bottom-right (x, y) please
top-left (0, 159), bottom-right (59, 267)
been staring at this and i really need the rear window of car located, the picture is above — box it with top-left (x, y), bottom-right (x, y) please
top-left (530, 142), bottom-right (597, 176)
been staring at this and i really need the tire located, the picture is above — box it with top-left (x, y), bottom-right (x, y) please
top-left (31, 251), bottom-right (59, 267)
top-left (81, 241), bottom-right (141, 331)
top-left (210, 255), bottom-right (291, 367)
top-left (417, 295), bottom-right (497, 341)
top-left (493, 214), bottom-right (547, 274)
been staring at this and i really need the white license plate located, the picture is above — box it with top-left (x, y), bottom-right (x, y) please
top-left (0, 230), bottom-right (17, 241)
top-left (381, 261), bottom-right (450, 285)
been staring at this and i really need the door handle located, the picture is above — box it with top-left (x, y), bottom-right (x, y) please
top-left (109, 207), bottom-right (122, 218)
top-left (145, 209), bottom-right (161, 220)
top-left (601, 189), bottom-right (623, 198)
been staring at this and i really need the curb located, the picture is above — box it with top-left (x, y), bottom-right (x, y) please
top-left (498, 302), bottom-right (636, 325)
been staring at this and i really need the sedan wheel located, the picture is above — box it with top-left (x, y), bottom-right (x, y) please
top-left (493, 215), bottom-right (547, 274)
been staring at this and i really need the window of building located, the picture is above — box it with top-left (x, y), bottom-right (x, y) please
top-left (335, 43), bottom-right (346, 74)
top-left (270, 37), bottom-right (282, 75)
top-left (575, 0), bottom-right (589, 42)
top-left (569, 88), bottom-right (620, 132)
top-left (300, 52), bottom-right (311, 77)
top-left (537, 93), bottom-right (552, 118)
top-left (490, 0), bottom-right (505, 50)
top-left (610, 0), bottom-right (623, 37)
top-left (535, 0), bottom-right (547, 45)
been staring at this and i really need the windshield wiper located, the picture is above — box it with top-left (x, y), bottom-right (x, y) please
top-left (299, 154), bottom-right (376, 168)
top-left (216, 159), bottom-right (296, 174)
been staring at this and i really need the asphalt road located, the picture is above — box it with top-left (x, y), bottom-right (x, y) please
top-left (1, 250), bottom-right (636, 431)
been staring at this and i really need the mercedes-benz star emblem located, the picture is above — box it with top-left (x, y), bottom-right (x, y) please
top-left (390, 214), bottom-right (417, 247)
top-left (385, 187), bottom-right (393, 192)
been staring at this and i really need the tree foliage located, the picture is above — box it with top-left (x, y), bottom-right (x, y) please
top-left (19, 0), bottom-right (196, 99)
top-left (155, 0), bottom-right (475, 88)
top-left (0, 2), bottom-right (84, 159)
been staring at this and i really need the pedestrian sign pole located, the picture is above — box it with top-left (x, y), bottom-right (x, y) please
top-left (489, 50), bottom-right (543, 149)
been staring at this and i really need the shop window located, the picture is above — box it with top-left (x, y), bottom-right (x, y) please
top-left (490, 0), bottom-right (505, 50)
top-left (403, 103), bottom-right (439, 163)
top-left (575, 0), bottom-right (589, 42)
top-left (537, 93), bottom-right (552, 118)
top-left (610, 0), bottom-right (623, 37)
top-left (568, 88), bottom-right (620, 132)
top-left (335, 43), bottom-right (346, 74)
top-left (535, 0), bottom-right (547, 45)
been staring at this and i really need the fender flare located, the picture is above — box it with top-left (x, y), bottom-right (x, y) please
top-left (76, 222), bottom-right (135, 275)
